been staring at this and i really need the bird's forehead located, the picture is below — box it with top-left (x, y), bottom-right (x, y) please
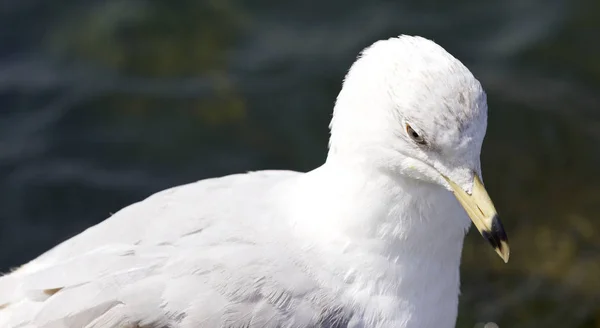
top-left (431, 82), bottom-right (485, 136)
top-left (402, 70), bottom-right (487, 138)
top-left (365, 37), bottom-right (487, 130)
top-left (351, 35), bottom-right (488, 145)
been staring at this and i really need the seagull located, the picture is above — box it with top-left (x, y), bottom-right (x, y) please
top-left (0, 35), bottom-right (509, 328)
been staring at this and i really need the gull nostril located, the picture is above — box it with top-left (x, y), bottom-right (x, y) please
top-left (476, 205), bottom-right (485, 216)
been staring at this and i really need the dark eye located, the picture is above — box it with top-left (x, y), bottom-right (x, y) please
top-left (406, 124), bottom-right (426, 145)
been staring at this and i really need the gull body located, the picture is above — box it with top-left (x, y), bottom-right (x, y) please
top-left (0, 35), bottom-right (507, 328)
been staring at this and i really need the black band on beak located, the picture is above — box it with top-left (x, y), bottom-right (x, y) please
top-left (480, 214), bottom-right (508, 252)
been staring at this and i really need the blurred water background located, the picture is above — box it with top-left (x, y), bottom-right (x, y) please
top-left (1, 0), bottom-right (599, 327)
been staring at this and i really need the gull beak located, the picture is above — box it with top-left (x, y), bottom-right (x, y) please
top-left (444, 174), bottom-right (510, 263)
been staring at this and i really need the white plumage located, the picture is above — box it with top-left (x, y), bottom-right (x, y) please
top-left (0, 35), bottom-right (508, 328)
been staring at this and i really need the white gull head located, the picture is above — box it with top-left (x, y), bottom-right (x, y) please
top-left (329, 36), bottom-right (486, 192)
top-left (324, 35), bottom-right (508, 262)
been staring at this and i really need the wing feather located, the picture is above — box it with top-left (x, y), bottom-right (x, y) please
top-left (0, 171), bottom-right (353, 328)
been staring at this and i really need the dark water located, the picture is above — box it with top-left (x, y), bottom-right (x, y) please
top-left (1, 0), bottom-right (599, 327)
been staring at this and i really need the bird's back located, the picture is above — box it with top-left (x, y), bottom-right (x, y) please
top-left (0, 170), bottom-right (349, 328)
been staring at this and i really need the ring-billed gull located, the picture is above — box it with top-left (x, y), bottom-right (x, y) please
top-left (0, 35), bottom-right (509, 328)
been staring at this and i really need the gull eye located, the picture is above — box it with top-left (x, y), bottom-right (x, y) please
top-left (406, 124), bottom-right (426, 145)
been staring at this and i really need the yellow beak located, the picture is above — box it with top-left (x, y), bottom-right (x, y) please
top-left (445, 174), bottom-right (510, 263)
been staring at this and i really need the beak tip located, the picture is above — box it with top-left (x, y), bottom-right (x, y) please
top-left (492, 215), bottom-right (510, 263)
top-left (498, 243), bottom-right (510, 263)
top-left (481, 214), bottom-right (510, 263)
